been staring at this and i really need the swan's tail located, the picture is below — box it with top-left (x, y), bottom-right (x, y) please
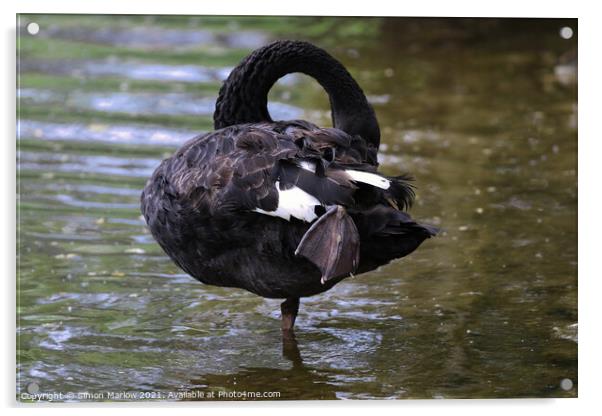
top-left (352, 206), bottom-right (438, 273)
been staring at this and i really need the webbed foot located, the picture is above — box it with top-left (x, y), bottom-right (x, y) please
top-left (295, 205), bottom-right (360, 284)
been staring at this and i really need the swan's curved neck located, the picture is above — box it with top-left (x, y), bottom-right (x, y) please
top-left (213, 40), bottom-right (380, 148)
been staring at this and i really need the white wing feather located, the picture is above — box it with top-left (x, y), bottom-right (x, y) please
top-left (345, 170), bottom-right (390, 189)
top-left (253, 181), bottom-right (320, 222)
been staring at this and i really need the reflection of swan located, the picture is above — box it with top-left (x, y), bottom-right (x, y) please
top-left (141, 40), bottom-right (436, 336)
top-left (185, 335), bottom-right (340, 400)
top-left (281, 330), bottom-right (303, 367)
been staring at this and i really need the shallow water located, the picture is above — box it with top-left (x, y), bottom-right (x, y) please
top-left (17, 15), bottom-right (577, 400)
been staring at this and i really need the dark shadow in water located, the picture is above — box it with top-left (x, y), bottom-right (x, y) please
top-left (185, 334), bottom-right (340, 400)
top-left (282, 332), bottom-right (303, 367)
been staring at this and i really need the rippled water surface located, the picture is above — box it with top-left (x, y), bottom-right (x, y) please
top-left (17, 15), bottom-right (578, 400)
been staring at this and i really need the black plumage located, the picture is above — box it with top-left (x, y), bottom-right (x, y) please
top-left (141, 40), bottom-right (437, 332)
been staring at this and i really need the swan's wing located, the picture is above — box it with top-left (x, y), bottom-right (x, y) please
top-left (149, 123), bottom-right (410, 223)
top-left (152, 127), bottom-right (286, 219)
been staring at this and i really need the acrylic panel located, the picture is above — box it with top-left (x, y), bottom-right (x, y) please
top-left (16, 14), bottom-right (578, 402)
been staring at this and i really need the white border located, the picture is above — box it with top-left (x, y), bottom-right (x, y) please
top-left (3, 0), bottom-right (600, 414)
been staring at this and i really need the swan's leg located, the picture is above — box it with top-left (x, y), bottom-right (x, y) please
top-left (281, 297), bottom-right (300, 335)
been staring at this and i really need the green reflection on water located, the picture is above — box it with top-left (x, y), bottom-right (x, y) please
top-left (17, 15), bottom-right (577, 400)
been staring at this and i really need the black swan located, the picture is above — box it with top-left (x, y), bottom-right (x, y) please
top-left (141, 40), bottom-right (437, 334)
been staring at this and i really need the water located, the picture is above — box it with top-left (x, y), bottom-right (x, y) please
top-left (16, 15), bottom-right (577, 400)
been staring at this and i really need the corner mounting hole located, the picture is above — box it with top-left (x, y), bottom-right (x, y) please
top-left (560, 378), bottom-right (573, 391)
top-left (559, 26), bottom-right (573, 40)
top-left (27, 22), bottom-right (40, 35)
